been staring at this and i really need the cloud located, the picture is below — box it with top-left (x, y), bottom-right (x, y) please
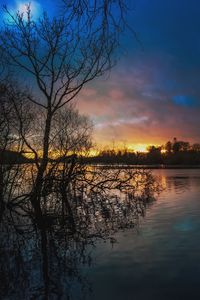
top-left (77, 54), bottom-right (200, 147)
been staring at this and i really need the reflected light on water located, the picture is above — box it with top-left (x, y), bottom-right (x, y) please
top-left (86, 169), bottom-right (200, 300)
top-left (1, 168), bottom-right (200, 299)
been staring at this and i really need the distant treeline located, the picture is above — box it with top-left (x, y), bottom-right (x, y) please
top-left (0, 150), bottom-right (32, 164)
top-left (2, 138), bottom-right (200, 166)
top-left (85, 138), bottom-right (200, 165)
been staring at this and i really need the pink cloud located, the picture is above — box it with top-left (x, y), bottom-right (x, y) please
top-left (76, 59), bottom-right (200, 147)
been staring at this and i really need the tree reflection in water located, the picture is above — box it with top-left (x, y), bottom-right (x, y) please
top-left (0, 165), bottom-right (160, 299)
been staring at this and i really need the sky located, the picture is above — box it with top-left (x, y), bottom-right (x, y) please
top-left (1, 0), bottom-right (200, 151)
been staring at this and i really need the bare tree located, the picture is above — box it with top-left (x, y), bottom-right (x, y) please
top-left (0, 83), bottom-right (28, 221)
top-left (50, 105), bottom-right (92, 157)
top-left (0, 1), bottom-right (129, 226)
top-left (0, 5), bottom-right (164, 298)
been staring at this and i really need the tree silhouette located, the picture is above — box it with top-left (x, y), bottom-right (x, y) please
top-left (0, 0), bottom-right (130, 230)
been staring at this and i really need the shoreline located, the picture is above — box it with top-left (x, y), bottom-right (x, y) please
top-left (87, 164), bottom-right (200, 169)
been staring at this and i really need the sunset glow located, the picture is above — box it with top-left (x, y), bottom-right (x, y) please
top-left (127, 144), bottom-right (149, 153)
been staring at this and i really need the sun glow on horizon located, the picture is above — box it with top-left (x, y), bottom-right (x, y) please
top-left (95, 143), bottom-right (154, 154)
top-left (128, 144), bottom-right (149, 153)
top-left (22, 142), bottom-right (166, 159)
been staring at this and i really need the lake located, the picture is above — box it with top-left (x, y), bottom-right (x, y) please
top-left (1, 168), bottom-right (200, 299)
top-left (84, 169), bottom-right (200, 300)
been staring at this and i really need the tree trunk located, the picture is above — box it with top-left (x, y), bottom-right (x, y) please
top-left (30, 110), bottom-right (52, 229)
top-left (0, 164), bottom-right (5, 223)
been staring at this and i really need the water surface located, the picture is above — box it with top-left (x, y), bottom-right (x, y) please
top-left (86, 169), bottom-right (200, 300)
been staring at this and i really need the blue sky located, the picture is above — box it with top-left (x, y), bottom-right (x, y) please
top-left (1, 0), bottom-right (200, 149)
